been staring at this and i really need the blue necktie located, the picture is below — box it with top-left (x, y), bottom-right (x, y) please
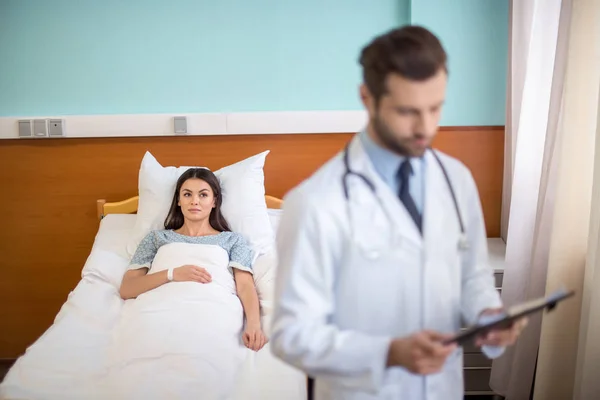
top-left (398, 160), bottom-right (422, 233)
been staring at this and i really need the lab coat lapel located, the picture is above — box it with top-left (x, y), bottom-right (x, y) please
top-left (348, 136), bottom-right (423, 246)
top-left (422, 149), bottom-right (453, 247)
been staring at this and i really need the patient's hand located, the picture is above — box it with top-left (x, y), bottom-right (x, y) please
top-left (243, 323), bottom-right (268, 352)
top-left (174, 265), bottom-right (212, 283)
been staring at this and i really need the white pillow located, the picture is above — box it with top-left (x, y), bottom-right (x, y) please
top-left (126, 151), bottom-right (274, 258)
top-left (267, 208), bottom-right (283, 235)
top-left (252, 250), bottom-right (277, 293)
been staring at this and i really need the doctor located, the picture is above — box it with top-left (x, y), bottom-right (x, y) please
top-left (270, 25), bottom-right (526, 400)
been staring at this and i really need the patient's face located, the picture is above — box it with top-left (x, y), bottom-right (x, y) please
top-left (361, 69), bottom-right (447, 157)
top-left (178, 178), bottom-right (216, 222)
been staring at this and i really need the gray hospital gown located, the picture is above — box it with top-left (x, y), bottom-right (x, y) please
top-left (129, 230), bottom-right (255, 274)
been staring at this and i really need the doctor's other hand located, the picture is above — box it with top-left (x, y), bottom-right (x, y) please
top-left (475, 308), bottom-right (528, 347)
top-left (242, 323), bottom-right (268, 352)
top-left (173, 265), bottom-right (212, 283)
top-left (387, 330), bottom-right (457, 375)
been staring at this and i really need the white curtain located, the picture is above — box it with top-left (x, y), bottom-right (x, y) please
top-left (491, 0), bottom-right (600, 398)
top-left (574, 91), bottom-right (600, 399)
top-left (500, 0), bottom-right (536, 242)
top-left (491, 0), bottom-right (569, 396)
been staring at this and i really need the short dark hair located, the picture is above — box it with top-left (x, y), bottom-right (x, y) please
top-left (359, 25), bottom-right (447, 102)
top-left (164, 168), bottom-right (231, 232)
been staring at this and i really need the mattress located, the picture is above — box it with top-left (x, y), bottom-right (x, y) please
top-left (0, 213), bottom-right (306, 400)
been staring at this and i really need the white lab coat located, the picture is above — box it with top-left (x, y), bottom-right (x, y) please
top-left (270, 135), bottom-right (503, 400)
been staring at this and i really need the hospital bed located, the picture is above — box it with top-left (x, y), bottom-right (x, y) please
top-left (0, 194), bottom-right (306, 400)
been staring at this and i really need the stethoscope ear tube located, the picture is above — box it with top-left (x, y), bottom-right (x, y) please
top-left (429, 147), bottom-right (467, 237)
top-left (342, 141), bottom-right (468, 247)
top-left (342, 141), bottom-right (376, 199)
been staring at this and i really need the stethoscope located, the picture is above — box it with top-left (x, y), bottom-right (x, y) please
top-left (341, 141), bottom-right (470, 251)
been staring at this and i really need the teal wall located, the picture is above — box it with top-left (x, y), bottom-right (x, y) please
top-left (411, 0), bottom-right (509, 125)
top-left (0, 0), bottom-right (508, 126)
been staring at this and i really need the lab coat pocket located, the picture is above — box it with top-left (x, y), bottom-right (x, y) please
top-left (444, 347), bottom-right (464, 386)
top-left (444, 347), bottom-right (466, 397)
top-left (349, 204), bottom-right (394, 261)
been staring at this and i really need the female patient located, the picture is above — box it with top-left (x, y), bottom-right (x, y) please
top-left (119, 167), bottom-right (267, 352)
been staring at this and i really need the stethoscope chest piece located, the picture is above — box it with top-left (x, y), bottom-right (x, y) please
top-left (458, 234), bottom-right (470, 251)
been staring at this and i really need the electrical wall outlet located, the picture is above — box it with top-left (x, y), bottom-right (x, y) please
top-left (48, 119), bottom-right (65, 137)
top-left (173, 116), bottom-right (187, 134)
top-left (32, 119), bottom-right (48, 137)
top-left (18, 120), bottom-right (32, 138)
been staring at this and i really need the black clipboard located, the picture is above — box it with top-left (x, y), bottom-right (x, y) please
top-left (442, 288), bottom-right (576, 346)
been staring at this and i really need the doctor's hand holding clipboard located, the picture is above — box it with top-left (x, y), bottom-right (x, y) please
top-left (385, 331), bottom-right (457, 375)
top-left (444, 288), bottom-right (574, 348)
top-left (385, 310), bottom-right (529, 376)
top-left (472, 308), bottom-right (529, 348)
top-left (269, 25), bottom-right (531, 400)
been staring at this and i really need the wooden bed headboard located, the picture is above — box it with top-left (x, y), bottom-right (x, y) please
top-left (97, 194), bottom-right (283, 220)
top-left (0, 127), bottom-right (503, 359)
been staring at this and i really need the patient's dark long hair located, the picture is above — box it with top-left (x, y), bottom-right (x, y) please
top-left (164, 168), bottom-right (231, 232)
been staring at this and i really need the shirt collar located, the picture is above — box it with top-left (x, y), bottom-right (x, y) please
top-left (359, 129), bottom-right (415, 187)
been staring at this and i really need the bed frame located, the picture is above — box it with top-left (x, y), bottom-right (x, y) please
top-left (96, 195), bottom-right (283, 220)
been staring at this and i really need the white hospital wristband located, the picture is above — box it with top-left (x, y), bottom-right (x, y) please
top-left (167, 268), bottom-right (174, 281)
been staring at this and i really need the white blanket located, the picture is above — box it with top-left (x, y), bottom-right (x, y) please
top-left (0, 215), bottom-right (306, 400)
top-left (99, 243), bottom-right (250, 399)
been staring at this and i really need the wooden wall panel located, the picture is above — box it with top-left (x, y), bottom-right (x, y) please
top-left (0, 126), bottom-right (503, 358)
top-left (432, 126), bottom-right (505, 239)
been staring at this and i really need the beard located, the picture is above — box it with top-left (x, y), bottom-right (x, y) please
top-left (371, 114), bottom-right (428, 158)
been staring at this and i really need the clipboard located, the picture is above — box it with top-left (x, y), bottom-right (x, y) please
top-left (442, 288), bottom-right (576, 346)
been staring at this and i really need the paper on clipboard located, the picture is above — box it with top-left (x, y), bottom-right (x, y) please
top-left (508, 288), bottom-right (571, 315)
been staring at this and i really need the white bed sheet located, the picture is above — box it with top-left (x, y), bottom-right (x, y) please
top-left (0, 214), bottom-right (306, 400)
